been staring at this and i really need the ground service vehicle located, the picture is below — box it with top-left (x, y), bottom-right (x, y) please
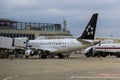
top-left (84, 40), bottom-right (120, 57)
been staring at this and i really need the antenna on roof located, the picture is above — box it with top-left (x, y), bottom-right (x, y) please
top-left (63, 17), bottom-right (67, 31)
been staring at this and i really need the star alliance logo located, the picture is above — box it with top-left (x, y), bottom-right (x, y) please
top-left (86, 25), bottom-right (94, 36)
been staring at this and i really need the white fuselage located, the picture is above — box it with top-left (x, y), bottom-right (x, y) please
top-left (95, 43), bottom-right (120, 53)
top-left (28, 39), bottom-right (90, 54)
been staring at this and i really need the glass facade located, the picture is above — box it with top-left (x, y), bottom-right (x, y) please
top-left (0, 18), bottom-right (62, 31)
top-left (0, 18), bottom-right (71, 40)
top-left (0, 33), bottom-right (35, 40)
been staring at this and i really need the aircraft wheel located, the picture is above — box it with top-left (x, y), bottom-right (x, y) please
top-left (85, 52), bottom-right (92, 57)
top-left (65, 55), bottom-right (69, 58)
top-left (116, 54), bottom-right (120, 57)
top-left (58, 54), bottom-right (65, 58)
top-left (92, 53), bottom-right (97, 57)
top-left (48, 54), bottom-right (55, 58)
top-left (41, 54), bottom-right (47, 59)
top-left (101, 53), bottom-right (107, 57)
top-left (25, 55), bottom-right (29, 58)
top-left (99, 52), bottom-right (107, 57)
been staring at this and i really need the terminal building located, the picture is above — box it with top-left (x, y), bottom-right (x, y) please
top-left (0, 18), bottom-right (72, 40)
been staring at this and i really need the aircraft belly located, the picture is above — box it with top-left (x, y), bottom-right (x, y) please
top-left (50, 46), bottom-right (74, 53)
top-left (54, 45), bottom-right (81, 53)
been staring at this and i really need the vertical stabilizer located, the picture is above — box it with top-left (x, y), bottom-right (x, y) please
top-left (77, 13), bottom-right (98, 40)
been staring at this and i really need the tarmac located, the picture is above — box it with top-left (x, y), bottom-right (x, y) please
top-left (0, 54), bottom-right (120, 80)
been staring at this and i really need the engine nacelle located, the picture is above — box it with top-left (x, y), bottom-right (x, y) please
top-left (25, 50), bottom-right (34, 57)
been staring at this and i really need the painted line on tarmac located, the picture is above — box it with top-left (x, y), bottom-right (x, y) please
top-left (70, 76), bottom-right (120, 79)
top-left (2, 71), bottom-right (49, 80)
top-left (3, 75), bottom-right (18, 80)
top-left (96, 73), bottom-right (120, 77)
top-left (2, 68), bottom-right (73, 80)
top-left (23, 72), bottom-right (41, 76)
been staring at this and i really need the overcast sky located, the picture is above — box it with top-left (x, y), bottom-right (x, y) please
top-left (1, 0), bottom-right (120, 38)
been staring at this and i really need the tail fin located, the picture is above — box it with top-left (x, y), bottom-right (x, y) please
top-left (77, 13), bottom-right (98, 40)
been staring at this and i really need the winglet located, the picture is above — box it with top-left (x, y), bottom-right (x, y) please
top-left (77, 13), bottom-right (98, 40)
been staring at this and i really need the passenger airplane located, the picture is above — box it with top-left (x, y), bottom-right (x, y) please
top-left (25, 13), bottom-right (98, 58)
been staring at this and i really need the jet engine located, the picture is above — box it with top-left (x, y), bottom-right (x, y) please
top-left (25, 50), bottom-right (34, 58)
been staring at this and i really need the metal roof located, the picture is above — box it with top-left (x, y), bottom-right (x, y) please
top-left (0, 18), bottom-right (17, 23)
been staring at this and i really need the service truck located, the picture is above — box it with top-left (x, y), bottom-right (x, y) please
top-left (84, 40), bottom-right (120, 57)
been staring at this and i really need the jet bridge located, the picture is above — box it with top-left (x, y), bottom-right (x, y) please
top-left (0, 36), bottom-right (28, 58)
